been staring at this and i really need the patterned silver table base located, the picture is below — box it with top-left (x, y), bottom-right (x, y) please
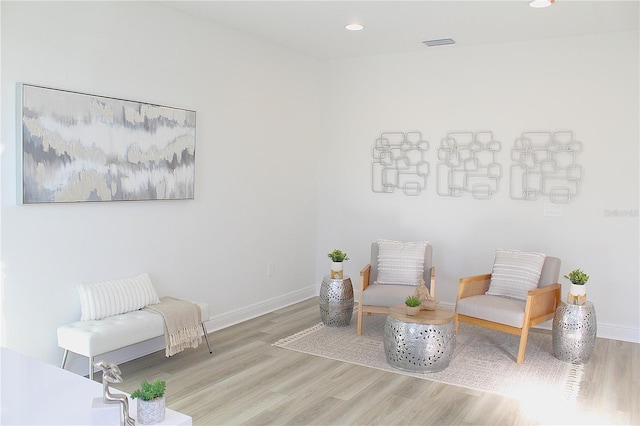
top-left (319, 276), bottom-right (354, 327)
top-left (383, 315), bottom-right (456, 373)
top-left (552, 301), bottom-right (597, 364)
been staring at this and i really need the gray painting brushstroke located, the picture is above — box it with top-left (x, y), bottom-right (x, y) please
top-left (21, 84), bottom-right (196, 203)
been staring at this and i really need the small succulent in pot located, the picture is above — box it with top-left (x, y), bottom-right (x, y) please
top-left (131, 379), bottom-right (166, 401)
top-left (131, 379), bottom-right (166, 425)
top-left (327, 249), bottom-right (349, 262)
top-left (404, 295), bottom-right (422, 316)
top-left (328, 249), bottom-right (349, 279)
top-left (405, 296), bottom-right (422, 307)
top-left (564, 269), bottom-right (589, 285)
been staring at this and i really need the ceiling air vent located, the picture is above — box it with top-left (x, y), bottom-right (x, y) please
top-left (422, 38), bottom-right (455, 47)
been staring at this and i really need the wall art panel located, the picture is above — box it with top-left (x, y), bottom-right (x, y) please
top-left (371, 131), bottom-right (430, 196)
top-left (19, 84), bottom-right (196, 203)
top-left (509, 131), bottom-right (582, 203)
top-left (436, 131), bottom-right (502, 199)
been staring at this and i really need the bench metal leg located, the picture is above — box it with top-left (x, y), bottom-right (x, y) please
top-left (89, 356), bottom-right (95, 381)
top-left (202, 323), bottom-right (212, 354)
top-left (61, 350), bottom-right (97, 381)
top-left (60, 349), bottom-right (69, 369)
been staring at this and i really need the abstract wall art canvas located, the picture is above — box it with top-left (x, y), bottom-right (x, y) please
top-left (20, 84), bottom-right (196, 203)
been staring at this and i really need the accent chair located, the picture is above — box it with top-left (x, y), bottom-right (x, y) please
top-left (454, 249), bottom-right (561, 364)
top-left (357, 240), bottom-right (435, 336)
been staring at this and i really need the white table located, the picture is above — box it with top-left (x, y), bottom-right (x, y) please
top-left (0, 347), bottom-right (191, 425)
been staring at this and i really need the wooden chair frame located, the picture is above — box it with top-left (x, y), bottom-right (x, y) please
top-left (357, 265), bottom-right (435, 336)
top-left (454, 273), bottom-right (561, 364)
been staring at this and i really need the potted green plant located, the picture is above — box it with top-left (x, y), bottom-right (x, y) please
top-left (327, 249), bottom-right (349, 279)
top-left (131, 379), bottom-right (166, 425)
top-left (564, 268), bottom-right (589, 304)
top-left (405, 295), bottom-right (422, 316)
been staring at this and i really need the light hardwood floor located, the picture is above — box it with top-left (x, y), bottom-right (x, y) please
top-left (111, 298), bottom-right (639, 425)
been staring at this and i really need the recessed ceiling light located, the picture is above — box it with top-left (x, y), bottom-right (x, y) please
top-left (529, 0), bottom-right (555, 8)
top-left (345, 23), bottom-right (364, 31)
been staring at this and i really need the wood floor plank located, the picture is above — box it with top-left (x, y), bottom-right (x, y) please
top-left (100, 297), bottom-right (639, 425)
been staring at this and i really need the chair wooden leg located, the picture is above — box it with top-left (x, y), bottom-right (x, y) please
top-left (357, 308), bottom-right (363, 336)
top-left (454, 313), bottom-right (459, 334)
top-left (517, 326), bottom-right (531, 364)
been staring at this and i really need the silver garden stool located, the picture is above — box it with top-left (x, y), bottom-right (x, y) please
top-left (552, 300), bottom-right (597, 364)
top-left (384, 304), bottom-right (456, 373)
top-left (319, 276), bottom-right (354, 327)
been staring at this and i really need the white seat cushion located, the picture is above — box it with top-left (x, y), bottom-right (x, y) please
top-left (58, 310), bottom-right (165, 356)
top-left (57, 302), bottom-right (209, 357)
top-left (361, 284), bottom-right (417, 307)
top-left (456, 295), bottom-right (526, 328)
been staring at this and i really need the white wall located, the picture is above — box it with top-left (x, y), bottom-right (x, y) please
top-left (316, 32), bottom-right (640, 342)
top-left (1, 2), bottom-right (638, 376)
top-left (1, 1), bottom-right (320, 367)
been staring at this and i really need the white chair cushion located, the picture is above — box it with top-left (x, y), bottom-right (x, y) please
top-left (456, 295), bottom-right (526, 328)
top-left (58, 310), bottom-right (165, 356)
top-left (375, 239), bottom-right (428, 286)
top-left (486, 249), bottom-right (546, 301)
top-left (78, 273), bottom-right (161, 321)
top-left (57, 301), bottom-right (209, 356)
top-left (361, 284), bottom-right (417, 307)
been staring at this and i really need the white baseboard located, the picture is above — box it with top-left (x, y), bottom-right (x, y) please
top-left (595, 322), bottom-right (640, 343)
top-left (203, 286), bottom-right (316, 333)
top-left (63, 286), bottom-right (317, 377)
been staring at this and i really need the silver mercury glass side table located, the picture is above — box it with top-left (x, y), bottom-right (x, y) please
top-left (319, 275), bottom-right (354, 327)
top-left (383, 304), bottom-right (456, 373)
top-left (552, 300), bottom-right (597, 364)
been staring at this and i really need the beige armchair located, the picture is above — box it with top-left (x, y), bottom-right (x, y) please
top-left (455, 252), bottom-right (561, 364)
top-left (357, 241), bottom-right (435, 336)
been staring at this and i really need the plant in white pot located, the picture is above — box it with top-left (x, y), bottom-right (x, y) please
top-left (327, 249), bottom-right (349, 279)
top-left (564, 268), bottom-right (589, 305)
top-left (131, 379), bottom-right (166, 425)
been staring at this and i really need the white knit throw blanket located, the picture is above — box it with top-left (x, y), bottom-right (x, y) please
top-left (145, 297), bottom-right (202, 357)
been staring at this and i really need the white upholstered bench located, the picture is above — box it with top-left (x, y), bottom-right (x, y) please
top-left (57, 273), bottom-right (211, 379)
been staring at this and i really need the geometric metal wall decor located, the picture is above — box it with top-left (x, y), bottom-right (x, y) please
top-left (436, 131), bottom-right (502, 199)
top-left (510, 131), bottom-right (582, 203)
top-left (20, 84), bottom-right (196, 203)
top-left (372, 131), bottom-right (430, 196)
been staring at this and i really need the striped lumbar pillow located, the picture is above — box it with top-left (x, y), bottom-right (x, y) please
top-left (78, 272), bottom-right (161, 321)
top-left (487, 249), bottom-right (546, 301)
top-left (375, 239), bottom-right (428, 286)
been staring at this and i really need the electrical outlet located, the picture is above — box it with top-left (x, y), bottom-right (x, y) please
top-left (267, 261), bottom-right (275, 276)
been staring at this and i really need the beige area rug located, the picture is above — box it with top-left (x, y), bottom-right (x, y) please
top-left (273, 312), bottom-right (583, 401)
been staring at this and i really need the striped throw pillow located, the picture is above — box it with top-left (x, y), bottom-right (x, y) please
top-left (487, 249), bottom-right (546, 301)
top-left (78, 273), bottom-right (161, 321)
top-left (375, 239), bottom-right (428, 286)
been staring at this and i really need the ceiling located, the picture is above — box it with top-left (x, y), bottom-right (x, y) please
top-left (162, 1), bottom-right (639, 61)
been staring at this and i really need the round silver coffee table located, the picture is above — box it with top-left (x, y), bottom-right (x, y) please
top-left (552, 300), bottom-right (597, 364)
top-left (319, 275), bottom-right (354, 327)
top-left (383, 304), bottom-right (456, 373)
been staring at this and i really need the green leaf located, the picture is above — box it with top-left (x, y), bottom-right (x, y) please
top-left (130, 379), bottom-right (166, 401)
top-left (327, 249), bottom-right (349, 262)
